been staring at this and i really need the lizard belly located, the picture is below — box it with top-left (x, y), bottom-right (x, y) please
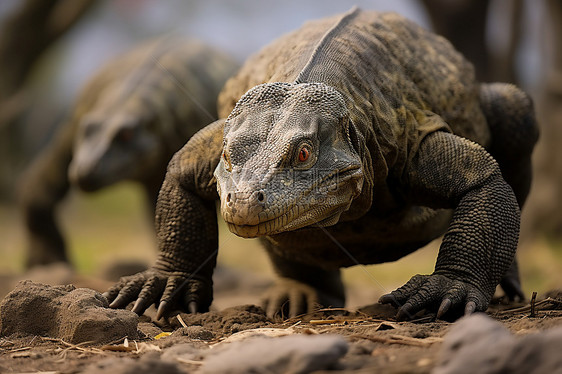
top-left (263, 206), bottom-right (452, 269)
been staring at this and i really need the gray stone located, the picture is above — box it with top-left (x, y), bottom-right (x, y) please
top-left (82, 356), bottom-right (185, 374)
top-left (434, 313), bottom-right (562, 374)
top-left (202, 334), bottom-right (348, 374)
top-left (0, 280), bottom-right (138, 344)
top-left (161, 342), bottom-right (207, 362)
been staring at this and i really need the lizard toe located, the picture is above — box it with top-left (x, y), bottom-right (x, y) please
top-left (263, 290), bottom-right (290, 319)
top-left (378, 293), bottom-right (401, 308)
top-left (108, 276), bottom-right (146, 309)
top-left (499, 275), bottom-right (525, 301)
top-left (131, 275), bottom-right (166, 315)
top-left (380, 274), bottom-right (428, 308)
top-left (262, 278), bottom-right (320, 319)
top-left (464, 301), bottom-right (477, 315)
top-left (394, 276), bottom-right (447, 320)
top-left (187, 301), bottom-right (198, 314)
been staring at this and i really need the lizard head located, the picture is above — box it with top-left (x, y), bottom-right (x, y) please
top-left (214, 82), bottom-right (364, 238)
top-left (68, 88), bottom-right (166, 192)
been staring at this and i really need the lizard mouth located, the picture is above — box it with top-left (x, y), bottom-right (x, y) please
top-left (226, 204), bottom-right (345, 238)
top-left (223, 166), bottom-right (361, 238)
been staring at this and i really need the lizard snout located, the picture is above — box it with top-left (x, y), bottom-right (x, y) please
top-left (222, 190), bottom-right (267, 226)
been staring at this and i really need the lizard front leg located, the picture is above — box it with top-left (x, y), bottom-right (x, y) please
top-left (104, 120), bottom-right (224, 318)
top-left (262, 241), bottom-right (345, 318)
top-left (380, 131), bottom-right (520, 320)
top-left (18, 121), bottom-right (75, 267)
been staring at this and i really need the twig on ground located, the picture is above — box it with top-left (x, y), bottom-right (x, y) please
top-left (100, 344), bottom-right (136, 352)
top-left (350, 333), bottom-right (442, 347)
top-left (0, 339), bottom-right (15, 349)
top-left (177, 314), bottom-right (188, 328)
top-left (497, 297), bottom-right (561, 315)
top-left (103, 336), bottom-right (128, 346)
top-left (40, 337), bottom-right (105, 358)
top-left (308, 317), bottom-right (387, 325)
top-left (8, 347), bottom-right (31, 353)
top-left (315, 307), bottom-right (350, 312)
top-left (530, 292), bottom-right (537, 318)
top-left (176, 357), bottom-right (204, 366)
top-left (409, 315), bottom-right (436, 323)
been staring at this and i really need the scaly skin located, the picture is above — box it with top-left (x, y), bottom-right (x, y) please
top-left (105, 9), bottom-right (538, 320)
top-left (18, 37), bottom-right (238, 268)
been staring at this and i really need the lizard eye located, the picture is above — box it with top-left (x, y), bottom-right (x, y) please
top-left (298, 146), bottom-right (310, 162)
top-left (116, 127), bottom-right (135, 143)
top-left (82, 120), bottom-right (100, 138)
top-left (222, 150), bottom-right (232, 172)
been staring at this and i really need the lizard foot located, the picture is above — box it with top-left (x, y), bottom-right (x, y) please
top-left (499, 261), bottom-right (526, 301)
top-left (379, 274), bottom-right (489, 321)
top-left (499, 275), bottom-right (525, 302)
top-left (103, 268), bottom-right (212, 319)
top-left (262, 278), bottom-right (323, 319)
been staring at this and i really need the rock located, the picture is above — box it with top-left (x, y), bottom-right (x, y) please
top-left (505, 328), bottom-right (562, 374)
top-left (0, 280), bottom-right (138, 344)
top-left (434, 313), bottom-right (562, 374)
top-left (82, 356), bottom-right (185, 374)
top-left (213, 327), bottom-right (297, 345)
top-left (202, 334), bottom-right (348, 374)
top-left (161, 343), bottom-right (207, 363)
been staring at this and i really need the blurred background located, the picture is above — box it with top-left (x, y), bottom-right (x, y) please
top-left (0, 0), bottom-right (560, 309)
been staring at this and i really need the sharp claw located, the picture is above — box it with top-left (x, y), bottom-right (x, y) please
top-left (109, 294), bottom-right (128, 309)
top-left (396, 303), bottom-right (414, 321)
top-left (379, 294), bottom-right (401, 308)
top-left (131, 298), bottom-right (147, 315)
top-left (465, 301), bottom-right (477, 315)
top-left (156, 300), bottom-right (169, 320)
top-left (188, 301), bottom-right (198, 314)
top-left (437, 298), bottom-right (452, 319)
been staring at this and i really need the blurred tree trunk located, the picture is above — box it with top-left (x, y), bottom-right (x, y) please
top-left (489, 0), bottom-right (523, 84)
top-left (421, 0), bottom-right (522, 83)
top-left (0, 0), bottom-right (96, 200)
top-left (523, 0), bottom-right (562, 238)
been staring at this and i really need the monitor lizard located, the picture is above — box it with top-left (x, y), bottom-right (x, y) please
top-left (19, 37), bottom-right (239, 268)
top-left (105, 8), bottom-right (538, 321)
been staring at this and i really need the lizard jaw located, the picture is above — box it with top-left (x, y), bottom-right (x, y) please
top-left (224, 202), bottom-right (349, 238)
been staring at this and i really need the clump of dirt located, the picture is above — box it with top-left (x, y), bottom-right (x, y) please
top-left (0, 280), bottom-right (138, 344)
top-left (168, 304), bottom-right (270, 335)
top-left (171, 326), bottom-right (215, 341)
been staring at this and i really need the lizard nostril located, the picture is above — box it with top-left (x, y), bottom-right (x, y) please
top-left (257, 191), bottom-right (265, 202)
top-left (226, 193), bottom-right (231, 203)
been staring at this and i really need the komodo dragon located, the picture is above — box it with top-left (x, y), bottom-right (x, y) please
top-left (19, 37), bottom-right (238, 268)
top-left (105, 8), bottom-right (538, 320)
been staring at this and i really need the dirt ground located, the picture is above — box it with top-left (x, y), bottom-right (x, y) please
top-left (0, 265), bottom-right (561, 374)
